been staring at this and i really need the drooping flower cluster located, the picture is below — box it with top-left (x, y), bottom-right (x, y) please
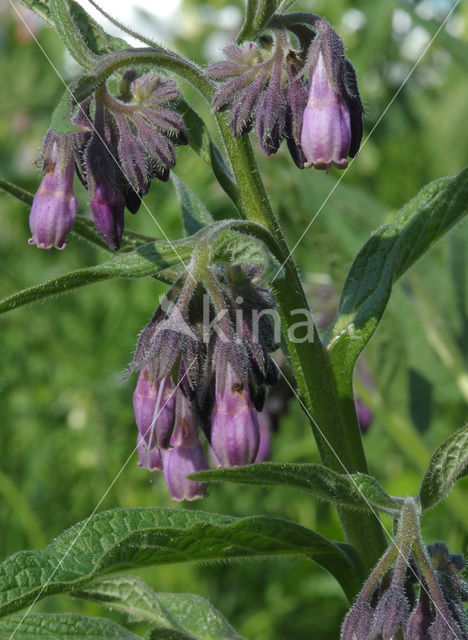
top-left (130, 263), bottom-right (280, 500)
top-left (29, 71), bottom-right (186, 251)
top-left (207, 17), bottom-right (363, 170)
top-left (342, 498), bottom-right (468, 639)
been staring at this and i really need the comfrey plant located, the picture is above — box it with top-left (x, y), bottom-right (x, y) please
top-left (0, 2), bottom-right (467, 640)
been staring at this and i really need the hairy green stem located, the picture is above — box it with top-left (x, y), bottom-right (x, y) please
top-left (216, 117), bottom-right (386, 572)
top-left (72, 48), bottom-right (214, 104)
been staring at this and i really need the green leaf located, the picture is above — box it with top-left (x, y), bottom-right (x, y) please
top-left (328, 168), bottom-right (468, 377)
top-left (172, 175), bottom-right (214, 236)
top-left (0, 613), bottom-right (140, 639)
top-left (20, 0), bottom-right (128, 54)
top-left (0, 178), bottom-right (34, 207)
top-left (49, 0), bottom-right (96, 68)
top-left (0, 507), bottom-right (360, 616)
top-left (0, 238), bottom-right (194, 314)
top-left (212, 231), bottom-right (269, 268)
top-left (192, 463), bottom-right (402, 515)
top-left (0, 177), bottom-right (157, 253)
top-left (237, 0), bottom-right (280, 43)
top-left (75, 575), bottom-right (246, 640)
top-left (50, 90), bottom-right (85, 135)
top-left (419, 424), bottom-right (468, 511)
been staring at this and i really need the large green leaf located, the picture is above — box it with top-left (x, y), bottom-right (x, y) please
top-left (76, 576), bottom-right (245, 640)
top-left (20, 0), bottom-right (128, 54)
top-left (0, 239), bottom-right (193, 314)
top-left (419, 425), bottom-right (468, 511)
top-left (0, 507), bottom-right (361, 617)
top-left (192, 463), bottom-right (402, 515)
top-left (49, 0), bottom-right (96, 68)
top-left (0, 613), bottom-right (140, 639)
top-left (327, 168), bottom-right (468, 377)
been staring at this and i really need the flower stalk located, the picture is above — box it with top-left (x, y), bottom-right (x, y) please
top-left (214, 116), bottom-right (386, 571)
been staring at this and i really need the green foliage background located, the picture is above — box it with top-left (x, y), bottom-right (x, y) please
top-left (0, 0), bottom-right (467, 638)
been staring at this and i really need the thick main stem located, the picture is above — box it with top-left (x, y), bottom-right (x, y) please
top-left (218, 124), bottom-right (386, 573)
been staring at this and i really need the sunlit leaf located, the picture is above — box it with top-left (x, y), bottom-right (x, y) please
top-left (49, 0), bottom-right (96, 68)
top-left (20, 0), bottom-right (128, 54)
top-left (328, 169), bottom-right (468, 377)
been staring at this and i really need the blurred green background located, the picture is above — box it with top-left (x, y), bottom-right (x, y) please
top-left (1, 0), bottom-right (468, 638)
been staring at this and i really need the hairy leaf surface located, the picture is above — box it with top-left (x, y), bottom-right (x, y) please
top-left (0, 507), bottom-right (360, 616)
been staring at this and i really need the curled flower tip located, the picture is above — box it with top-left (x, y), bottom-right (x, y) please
top-left (210, 364), bottom-right (260, 467)
top-left (133, 369), bottom-right (176, 451)
top-left (162, 442), bottom-right (208, 501)
top-left (29, 133), bottom-right (77, 249)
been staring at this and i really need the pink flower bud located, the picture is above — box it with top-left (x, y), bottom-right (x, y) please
top-left (300, 52), bottom-right (351, 171)
top-left (210, 365), bottom-right (260, 467)
top-left (28, 135), bottom-right (77, 249)
top-left (162, 442), bottom-right (208, 501)
top-left (90, 182), bottom-right (125, 251)
top-left (133, 370), bottom-right (176, 450)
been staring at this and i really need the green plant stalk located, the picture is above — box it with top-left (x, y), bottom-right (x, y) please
top-left (215, 115), bottom-right (386, 572)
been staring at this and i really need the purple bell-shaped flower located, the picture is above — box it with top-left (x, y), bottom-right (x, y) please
top-left (28, 132), bottom-right (77, 250)
top-left (162, 390), bottom-right (208, 501)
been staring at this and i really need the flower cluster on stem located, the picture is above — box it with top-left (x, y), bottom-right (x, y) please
top-left (342, 498), bottom-right (468, 639)
top-left (208, 17), bottom-right (363, 170)
top-left (129, 262), bottom-right (280, 500)
top-left (29, 71), bottom-right (186, 250)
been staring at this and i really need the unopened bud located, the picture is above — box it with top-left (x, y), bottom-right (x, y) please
top-left (133, 370), bottom-right (176, 450)
top-left (29, 134), bottom-right (77, 249)
top-left (90, 181), bottom-right (125, 251)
